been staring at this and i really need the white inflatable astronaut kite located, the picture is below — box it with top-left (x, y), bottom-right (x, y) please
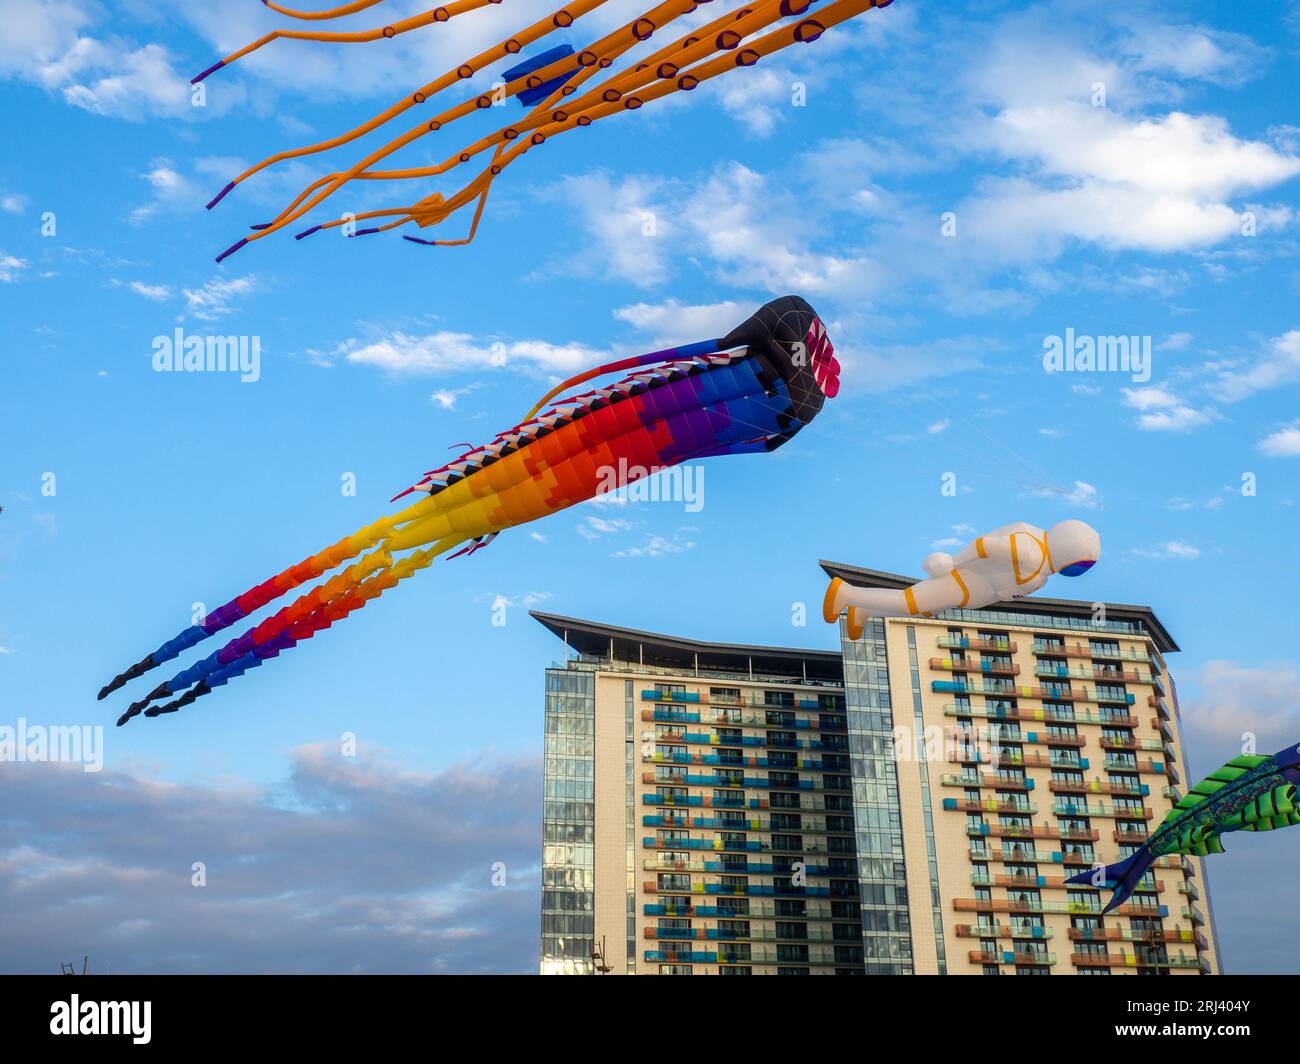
top-left (823, 520), bottom-right (1102, 640)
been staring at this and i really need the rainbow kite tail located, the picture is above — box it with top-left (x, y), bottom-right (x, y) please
top-left (96, 494), bottom-right (444, 707)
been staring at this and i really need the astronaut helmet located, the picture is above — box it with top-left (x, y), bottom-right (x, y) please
top-left (1047, 519), bottom-right (1101, 577)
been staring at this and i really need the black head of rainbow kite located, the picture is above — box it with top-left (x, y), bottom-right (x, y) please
top-left (720, 295), bottom-right (840, 429)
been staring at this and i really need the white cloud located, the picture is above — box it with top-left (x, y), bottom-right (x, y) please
top-left (613, 300), bottom-right (745, 347)
top-left (610, 531), bottom-right (697, 559)
top-left (0, 645), bottom-right (13, 655)
top-left (927, 419), bottom-right (950, 434)
top-left (542, 173), bottom-right (673, 287)
top-left (0, 252), bottom-right (28, 283)
top-left (1031, 480), bottom-right (1099, 509)
top-left (551, 165), bottom-right (882, 299)
top-left (130, 159), bottom-right (200, 224)
top-left (0, 0), bottom-right (197, 121)
top-left (488, 590), bottom-right (552, 610)
top-left (0, 192), bottom-right (26, 214)
top-left (576, 516), bottom-right (633, 541)
top-left (953, 16), bottom-right (1300, 258)
top-left (1121, 386), bottom-right (1214, 432)
top-left (1131, 540), bottom-right (1201, 560)
top-left (114, 279), bottom-right (172, 302)
top-left (1167, 495), bottom-right (1226, 511)
top-left (1258, 422), bottom-right (1300, 458)
top-left (931, 523), bottom-right (975, 550)
top-left (1211, 331), bottom-right (1300, 402)
top-left (62, 42), bottom-right (192, 120)
top-left (1182, 661), bottom-right (1300, 746)
top-left (337, 331), bottom-right (605, 378)
top-left (181, 275), bottom-right (259, 320)
top-left (430, 388), bottom-right (470, 411)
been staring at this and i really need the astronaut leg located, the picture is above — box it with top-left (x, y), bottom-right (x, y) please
top-left (825, 581), bottom-right (909, 622)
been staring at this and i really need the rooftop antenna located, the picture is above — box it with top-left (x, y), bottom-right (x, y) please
top-left (59, 956), bottom-right (88, 975)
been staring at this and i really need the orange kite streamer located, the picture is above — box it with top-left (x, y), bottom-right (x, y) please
top-left (195, 0), bottom-right (896, 260)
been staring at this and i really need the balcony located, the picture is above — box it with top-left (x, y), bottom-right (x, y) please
top-left (984, 750), bottom-right (1090, 771)
top-left (1049, 779), bottom-right (1149, 798)
top-left (642, 814), bottom-right (843, 834)
top-left (644, 881), bottom-right (841, 900)
top-left (644, 901), bottom-right (837, 919)
top-left (948, 726), bottom-right (1087, 749)
top-left (1098, 735), bottom-right (1165, 753)
top-left (644, 837), bottom-right (768, 853)
top-left (641, 690), bottom-right (843, 712)
top-left (675, 731), bottom-right (767, 748)
top-left (937, 636), bottom-right (1017, 653)
top-left (969, 823), bottom-right (1100, 842)
top-left (943, 704), bottom-right (1137, 727)
top-left (1068, 951), bottom-right (1205, 970)
top-left (644, 947), bottom-right (842, 966)
top-left (1102, 756), bottom-right (1165, 775)
top-left (941, 772), bottom-right (1034, 791)
top-left (1069, 926), bottom-right (1207, 948)
top-left (1032, 641), bottom-right (1151, 664)
top-left (1035, 664), bottom-right (1150, 684)
top-left (954, 923), bottom-right (1053, 940)
top-left (968, 949), bottom-right (1057, 966)
top-left (943, 797), bottom-right (1037, 815)
top-left (931, 657), bottom-right (1021, 676)
top-left (954, 898), bottom-right (1169, 918)
top-left (641, 926), bottom-right (841, 944)
top-left (643, 752), bottom-right (827, 770)
top-left (640, 771), bottom-right (822, 790)
top-left (1054, 801), bottom-right (1153, 820)
top-left (643, 794), bottom-right (772, 810)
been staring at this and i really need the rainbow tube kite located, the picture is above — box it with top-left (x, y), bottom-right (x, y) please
top-left (194, 0), bottom-right (897, 259)
top-left (1068, 740), bottom-right (1300, 913)
top-left (99, 296), bottom-right (839, 724)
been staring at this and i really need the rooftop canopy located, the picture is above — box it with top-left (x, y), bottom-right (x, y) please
top-left (530, 611), bottom-right (844, 685)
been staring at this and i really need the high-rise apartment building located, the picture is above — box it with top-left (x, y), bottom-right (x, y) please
top-left (535, 562), bottom-right (1220, 975)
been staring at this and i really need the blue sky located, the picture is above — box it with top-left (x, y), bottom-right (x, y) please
top-left (1, 0), bottom-right (1299, 973)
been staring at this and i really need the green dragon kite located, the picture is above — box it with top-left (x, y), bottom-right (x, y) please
top-left (1068, 740), bottom-right (1300, 912)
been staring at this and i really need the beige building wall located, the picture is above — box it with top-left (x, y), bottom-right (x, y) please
top-left (885, 615), bottom-right (1217, 975)
top-left (589, 667), bottom-right (852, 975)
top-left (593, 674), bottom-right (630, 973)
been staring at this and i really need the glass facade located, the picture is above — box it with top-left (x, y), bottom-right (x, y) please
top-left (840, 617), bottom-right (913, 973)
top-left (540, 666), bottom-right (596, 974)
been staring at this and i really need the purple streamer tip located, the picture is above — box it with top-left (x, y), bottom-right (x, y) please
top-left (192, 59), bottom-right (225, 85)
top-left (215, 237), bottom-right (249, 264)
top-left (206, 182), bottom-right (235, 211)
top-left (402, 235), bottom-right (438, 246)
top-left (250, 222), bottom-right (271, 231)
top-left (295, 225), bottom-right (323, 240)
